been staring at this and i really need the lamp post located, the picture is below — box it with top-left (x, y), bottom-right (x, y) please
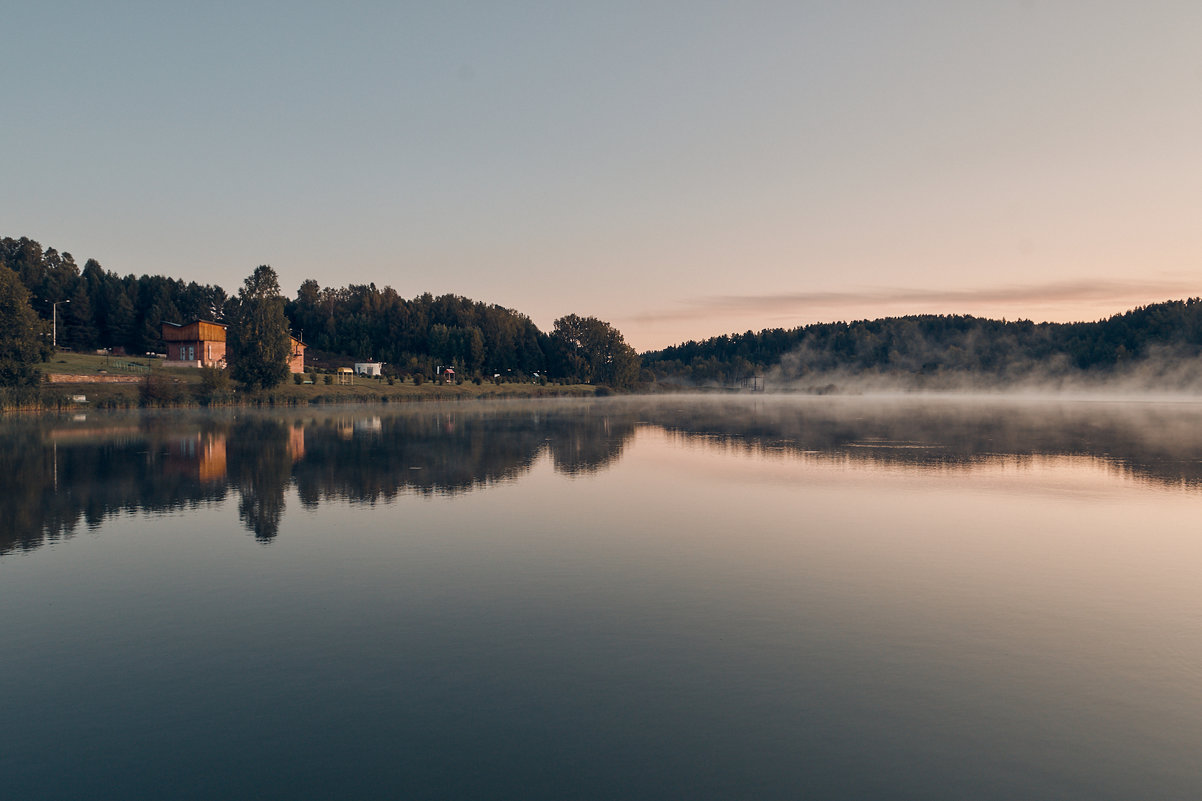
top-left (53, 299), bottom-right (69, 349)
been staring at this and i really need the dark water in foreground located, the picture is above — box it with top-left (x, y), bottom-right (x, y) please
top-left (3, 396), bottom-right (1202, 800)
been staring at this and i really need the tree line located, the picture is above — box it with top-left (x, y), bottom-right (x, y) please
top-left (0, 236), bottom-right (640, 390)
top-left (643, 301), bottom-right (1202, 388)
top-left (1, 237), bottom-right (227, 356)
top-left (285, 283), bottom-right (639, 387)
top-left (11, 233), bottom-right (1201, 394)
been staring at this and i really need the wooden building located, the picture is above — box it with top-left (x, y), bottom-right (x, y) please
top-left (288, 336), bottom-right (306, 374)
top-left (162, 320), bottom-right (227, 367)
top-left (162, 320), bottom-right (306, 373)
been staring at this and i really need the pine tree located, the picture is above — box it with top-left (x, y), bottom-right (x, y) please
top-left (228, 265), bottom-right (291, 390)
top-left (64, 281), bottom-right (98, 351)
top-left (104, 284), bottom-right (137, 352)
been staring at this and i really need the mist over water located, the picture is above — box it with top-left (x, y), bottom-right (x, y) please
top-left (762, 350), bottom-right (1202, 397)
top-left (649, 301), bottom-right (1202, 397)
top-left (3, 397), bottom-right (1202, 799)
top-left (8, 395), bottom-right (1202, 553)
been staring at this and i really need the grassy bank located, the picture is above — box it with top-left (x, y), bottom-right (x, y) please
top-left (13, 352), bottom-right (602, 411)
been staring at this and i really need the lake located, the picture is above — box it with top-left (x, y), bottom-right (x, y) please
top-left (3, 395), bottom-right (1202, 800)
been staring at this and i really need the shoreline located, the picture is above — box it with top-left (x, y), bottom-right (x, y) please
top-left (4, 373), bottom-right (609, 415)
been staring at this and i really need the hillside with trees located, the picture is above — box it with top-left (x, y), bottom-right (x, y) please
top-left (0, 237), bottom-right (227, 357)
top-left (644, 300), bottom-right (1202, 390)
top-left (0, 236), bottom-right (640, 389)
top-left (12, 234), bottom-right (1202, 396)
top-left (284, 280), bottom-right (550, 378)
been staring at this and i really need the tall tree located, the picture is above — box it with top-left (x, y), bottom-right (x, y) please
top-left (0, 263), bottom-right (49, 387)
top-left (102, 281), bottom-right (137, 352)
top-left (135, 276), bottom-right (181, 354)
top-left (550, 314), bottom-right (640, 388)
top-left (63, 281), bottom-right (98, 351)
top-left (228, 265), bottom-right (291, 390)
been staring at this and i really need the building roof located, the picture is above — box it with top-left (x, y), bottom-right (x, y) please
top-left (161, 320), bottom-right (227, 342)
top-left (161, 319), bottom-right (304, 346)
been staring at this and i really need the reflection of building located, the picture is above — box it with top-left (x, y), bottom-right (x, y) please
top-left (334, 417), bottom-right (381, 439)
top-left (164, 433), bottom-right (228, 482)
top-left (46, 425), bottom-right (141, 445)
top-left (354, 417), bottom-right (382, 435)
top-left (198, 434), bottom-right (228, 481)
top-left (287, 425), bottom-right (305, 462)
top-left (161, 320), bottom-right (306, 373)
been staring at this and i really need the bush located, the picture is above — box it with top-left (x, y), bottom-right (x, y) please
top-left (200, 366), bottom-right (231, 393)
top-left (293, 373), bottom-right (303, 385)
top-left (140, 372), bottom-right (185, 406)
top-left (0, 385), bottom-right (43, 410)
top-left (198, 366), bottom-right (233, 405)
top-left (323, 374), bottom-right (333, 385)
top-left (387, 376), bottom-right (395, 386)
top-left (413, 373), bottom-right (424, 386)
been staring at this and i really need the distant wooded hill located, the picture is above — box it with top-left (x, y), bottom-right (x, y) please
top-left (11, 235), bottom-right (1200, 392)
top-left (0, 236), bottom-right (638, 386)
top-left (643, 299), bottom-right (1202, 390)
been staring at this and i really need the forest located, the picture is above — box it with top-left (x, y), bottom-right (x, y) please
top-left (7, 234), bottom-right (1202, 393)
top-left (643, 300), bottom-right (1202, 389)
top-left (0, 237), bottom-right (639, 387)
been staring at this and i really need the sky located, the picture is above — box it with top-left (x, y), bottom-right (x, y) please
top-left (4, 1), bottom-right (1200, 351)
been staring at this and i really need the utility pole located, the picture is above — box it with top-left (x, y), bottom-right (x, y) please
top-left (53, 299), bottom-right (70, 349)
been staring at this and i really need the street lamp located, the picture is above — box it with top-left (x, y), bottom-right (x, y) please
top-left (53, 299), bottom-right (69, 349)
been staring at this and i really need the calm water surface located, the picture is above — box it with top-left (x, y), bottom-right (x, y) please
top-left (3, 396), bottom-right (1202, 800)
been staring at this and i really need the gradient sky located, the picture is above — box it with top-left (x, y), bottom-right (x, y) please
top-left (4, 1), bottom-right (1200, 350)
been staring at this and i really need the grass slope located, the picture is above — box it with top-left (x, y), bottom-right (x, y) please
top-left (33, 352), bottom-right (598, 409)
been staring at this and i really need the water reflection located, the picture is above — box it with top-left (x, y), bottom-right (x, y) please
top-left (0, 401), bottom-right (635, 553)
top-left (5, 396), bottom-right (1202, 555)
top-left (634, 396), bottom-right (1202, 489)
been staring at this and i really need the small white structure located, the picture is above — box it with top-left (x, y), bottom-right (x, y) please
top-left (355, 362), bottom-right (383, 377)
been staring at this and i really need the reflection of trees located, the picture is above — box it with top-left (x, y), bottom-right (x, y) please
top-left (0, 404), bottom-right (639, 555)
top-left (547, 410), bottom-right (629, 475)
top-left (625, 397), bottom-right (1202, 488)
top-left (12, 397), bottom-right (1202, 559)
top-left (226, 419), bottom-right (293, 543)
top-left (0, 416), bottom-right (229, 556)
top-left (292, 404), bottom-right (636, 505)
